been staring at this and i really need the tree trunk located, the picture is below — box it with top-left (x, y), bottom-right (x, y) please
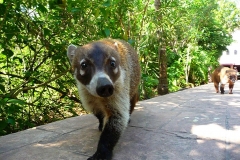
top-left (158, 47), bottom-right (169, 95)
top-left (154, 0), bottom-right (161, 10)
top-left (155, 0), bottom-right (169, 95)
top-left (185, 47), bottom-right (190, 84)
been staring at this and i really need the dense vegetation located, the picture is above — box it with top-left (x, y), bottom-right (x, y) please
top-left (0, 0), bottom-right (239, 136)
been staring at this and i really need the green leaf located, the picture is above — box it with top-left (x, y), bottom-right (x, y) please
top-left (43, 28), bottom-right (51, 36)
top-left (2, 49), bottom-right (14, 57)
top-left (0, 4), bottom-right (6, 15)
top-left (128, 39), bottom-right (135, 45)
top-left (104, 28), bottom-right (110, 37)
top-left (103, 0), bottom-right (111, 7)
top-left (7, 116), bottom-right (15, 125)
top-left (71, 8), bottom-right (80, 13)
top-left (7, 99), bottom-right (26, 105)
top-left (0, 120), bottom-right (7, 130)
top-left (0, 84), bottom-right (5, 92)
top-left (0, 77), bottom-right (5, 83)
top-left (24, 71), bottom-right (32, 78)
top-left (13, 57), bottom-right (23, 63)
top-left (37, 4), bottom-right (48, 13)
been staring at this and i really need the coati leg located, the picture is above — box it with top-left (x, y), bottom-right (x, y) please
top-left (95, 112), bottom-right (104, 131)
top-left (214, 82), bottom-right (219, 93)
top-left (88, 112), bottom-right (129, 160)
top-left (130, 93), bottom-right (138, 114)
top-left (220, 84), bottom-right (225, 94)
top-left (128, 93), bottom-right (139, 124)
top-left (229, 82), bottom-right (234, 94)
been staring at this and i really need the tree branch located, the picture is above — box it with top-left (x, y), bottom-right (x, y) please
top-left (12, 71), bottom-right (67, 97)
top-left (0, 71), bottom-right (80, 103)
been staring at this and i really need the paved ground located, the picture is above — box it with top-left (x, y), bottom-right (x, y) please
top-left (0, 82), bottom-right (240, 160)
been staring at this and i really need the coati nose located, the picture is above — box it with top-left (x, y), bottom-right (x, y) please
top-left (96, 77), bottom-right (114, 97)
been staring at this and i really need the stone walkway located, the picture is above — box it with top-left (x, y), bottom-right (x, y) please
top-left (0, 82), bottom-right (240, 160)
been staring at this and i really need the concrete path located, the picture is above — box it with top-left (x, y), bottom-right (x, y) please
top-left (1, 82), bottom-right (240, 160)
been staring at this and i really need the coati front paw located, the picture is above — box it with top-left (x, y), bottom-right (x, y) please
top-left (220, 88), bottom-right (224, 94)
top-left (87, 150), bottom-right (112, 160)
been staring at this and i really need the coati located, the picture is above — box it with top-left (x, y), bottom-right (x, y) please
top-left (67, 39), bottom-right (141, 160)
top-left (211, 66), bottom-right (237, 94)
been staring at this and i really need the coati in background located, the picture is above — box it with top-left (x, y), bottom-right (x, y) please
top-left (67, 39), bottom-right (141, 160)
top-left (211, 66), bottom-right (237, 94)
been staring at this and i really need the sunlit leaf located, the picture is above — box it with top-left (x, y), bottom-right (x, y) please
top-left (13, 57), bottom-right (23, 63)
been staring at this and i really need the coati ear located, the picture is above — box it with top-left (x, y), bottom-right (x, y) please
top-left (112, 41), bottom-right (122, 53)
top-left (114, 42), bottom-right (118, 50)
top-left (67, 44), bottom-right (77, 64)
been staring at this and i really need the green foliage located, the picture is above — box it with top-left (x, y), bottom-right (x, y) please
top-left (0, 0), bottom-right (240, 135)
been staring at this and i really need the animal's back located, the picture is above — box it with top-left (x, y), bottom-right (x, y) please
top-left (212, 66), bottom-right (227, 83)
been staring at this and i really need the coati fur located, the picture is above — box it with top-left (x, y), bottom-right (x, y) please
top-left (211, 66), bottom-right (237, 94)
top-left (67, 39), bottom-right (141, 160)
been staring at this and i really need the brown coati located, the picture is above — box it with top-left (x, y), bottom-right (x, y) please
top-left (67, 39), bottom-right (141, 160)
top-left (211, 66), bottom-right (237, 94)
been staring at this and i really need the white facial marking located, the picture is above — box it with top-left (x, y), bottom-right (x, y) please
top-left (117, 66), bottom-right (125, 84)
top-left (111, 57), bottom-right (116, 61)
top-left (113, 67), bottom-right (118, 74)
top-left (80, 59), bottom-right (86, 65)
top-left (110, 57), bottom-right (118, 74)
top-left (80, 70), bottom-right (85, 76)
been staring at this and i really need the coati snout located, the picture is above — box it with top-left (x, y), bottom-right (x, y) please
top-left (67, 39), bottom-right (141, 160)
top-left (229, 75), bottom-right (237, 83)
top-left (97, 77), bottom-right (114, 97)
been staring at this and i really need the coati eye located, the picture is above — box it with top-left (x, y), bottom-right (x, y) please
top-left (110, 60), bottom-right (116, 68)
top-left (80, 62), bottom-right (88, 69)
